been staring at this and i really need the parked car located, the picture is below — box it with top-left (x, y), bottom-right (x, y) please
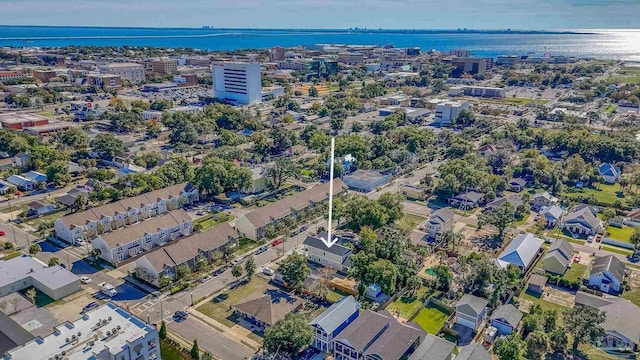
top-left (255, 246), bottom-right (268, 255)
top-left (272, 239), bottom-right (283, 247)
top-left (213, 267), bottom-right (226, 276)
top-left (174, 310), bottom-right (188, 321)
top-left (200, 275), bottom-right (212, 283)
top-left (573, 254), bottom-right (581, 263)
top-left (79, 276), bottom-right (92, 284)
top-left (587, 236), bottom-right (594, 243)
top-left (263, 267), bottom-right (275, 276)
top-left (0, 230), bottom-right (5, 236)
top-left (82, 302), bottom-right (99, 313)
top-left (231, 258), bottom-right (243, 265)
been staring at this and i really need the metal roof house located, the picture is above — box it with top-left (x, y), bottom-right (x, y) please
top-left (495, 233), bottom-right (544, 273)
top-left (310, 295), bottom-right (360, 352)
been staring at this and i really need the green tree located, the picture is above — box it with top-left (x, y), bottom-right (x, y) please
top-left (58, 128), bottom-right (90, 149)
top-left (478, 202), bottom-right (515, 238)
top-left (493, 333), bottom-right (524, 360)
top-left (265, 157), bottom-right (297, 191)
top-left (46, 160), bottom-right (71, 186)
top-left (631, 229), bottom-right (640, 254)
top-left (564, 305), bottom-right (606, 350)
top-left (549, 329), bottom-right (568, 353)
top-left (430, 265), bottom-right (453, 291)
top-left (244, 256), bottom-right (255, 281)
top-left (169, 117), bottom-right (199, 145)
top-left (526, 330), bottom-right (549, 359)
top-left (48, 257), bottom-right (60, 267)
top-left (190, 339), bottom-right (200, 360)
top-left (231, 264), bottom-right (243, 281)
top-left (90, 133), bottom-right (126, 160)
top-left (29, 244), bottom-right (41, 255)
top-left (279, 253), bottom-right (311, 291)
top-left (309, 86), bottom-right (319, 97)
top-left (263, 313), bottom-right (313, 356)
top-left (177, 264), bottom-right (192, 279)
top-left (159, 321), bottom-right (167, 339)
top-left (366, 259), bottom-right (397, 294)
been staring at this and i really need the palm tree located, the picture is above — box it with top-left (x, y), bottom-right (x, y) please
top-left (48, 257), bottom-right (60, 267)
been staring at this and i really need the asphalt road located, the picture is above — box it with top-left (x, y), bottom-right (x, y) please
top-left (169, 317), bottom-right (254, 360)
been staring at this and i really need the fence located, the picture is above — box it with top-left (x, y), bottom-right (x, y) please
top-left (601, 237), bottom-right (635, 250)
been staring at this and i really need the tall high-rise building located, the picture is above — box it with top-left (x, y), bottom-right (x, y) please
top-left (270, 46), bottom-right (285, 61)
top-left (213, 62), bottom-right (262, 105)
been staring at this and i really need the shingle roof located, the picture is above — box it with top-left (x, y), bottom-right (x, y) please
top-left (456, 294), bottom-right (489, 317)
top-left (528, 274), bottom-right (548, 287)
top-left (408, 334), bottom-right (455, 360)
top-left (490, 304), bottom-right (523, 328)
top-left (310, 295), bottom-right (359, 335)
top-left (454, 191), bottom-right (484, 203)
top-left (509, 177), bottom-right (527, 186)
top-left (234, 292), bottom-right (300, 326)
top-left (565, 207), bottom-right (601, 230)
top-left (242, 179), bottom-right (346, 228)
top-left (303, 234), bottom-right (352, 257)
top-left (590, 255), bottom-right (625, 284)
top-left (533, 191), bottom-right (557, 202)
top-left (429, 208), bottom-right (454, 224)
top-left (575, 291), bottom-right (640, 345)
top-left (540, 205), bottom-right (563, 220)
top-left (455, 343), bottom-right (491, 360)
top-left (97, 209), bottom-right (191, 248)
top-left (546, 239), bottom-right (573, 262)
top-left (497, 233), bottom-right (544, 270)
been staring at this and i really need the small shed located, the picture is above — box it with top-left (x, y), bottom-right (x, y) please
top-left (527, 274), bottom-right (548, 295)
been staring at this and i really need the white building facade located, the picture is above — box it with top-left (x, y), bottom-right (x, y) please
top-left (99, 63), bottom-right (145, 82)
top-left (213, 62), bottom-right (262, 105)
top-left (434, 101), bottom-right (470, 126)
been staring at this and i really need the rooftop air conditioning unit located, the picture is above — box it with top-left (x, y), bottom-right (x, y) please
top-left (106, 331), bottom-right (111, 336)
top-left (65, 338), bottom-right (70, 343)
top-left (116, 325), bottom-right (121, 330)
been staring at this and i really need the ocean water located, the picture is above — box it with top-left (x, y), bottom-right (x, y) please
top-left (1, 27), bottom-right (640, 60)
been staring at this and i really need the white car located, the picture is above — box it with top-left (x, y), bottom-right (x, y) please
top-left (263, 267), bottom-right (275, 276)
top-left (74, 239), bottom-right (86, 246)
top-left (80, 276), bottom-right (92, 284)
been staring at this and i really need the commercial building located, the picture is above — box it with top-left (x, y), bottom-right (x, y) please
top-left (213, 62), bottom-right (262, 105)
top-left (98, 62), bottom-right (145, 82)
top-left (91, 209), bottom-right (193, 265)
top-left (496, 55), bottom-right (521, 66)
top-left (167, 106), bottom-right (203, 115)
top-left (31, 70), bottom-right (57, 83)
top-left (23, 121), bottom-right (74, 136)
top-left (270, 46), bottom-right (286, 61)
top-left (338, 52), bottom-right (365, 65)
top-left (0, 256), bottom-right (80, 300)
top-left (0, 113), bottom-right (49, 130)
top-left (380, 55), bottom-right (422, 71)
top-left (235, 179), bottom-right (347, 240)
top-left (54, 183), bottom-right (199, 244)
top-left (311, 58), bottom-right (339, 78)
top-left (449, 85), bottom-right (505, 98)
top-left (449, 49), bottom-right (471, 57)
top-left (88, 74), bottom-right (122, 89)
top-left (4, 302), bottom-right (160, 360)
top-left (172, 73), bottom-right (198, 87)
top-left (434, 101), bottom-right (470, 126)
top-left (0, 71), bottom-right (24, 82)
top-left (152, 59), bottom-right (178, 75)
top-left (343, 170), bottom-right (392, 193)
top-left (443, 57), bottom-right (488, 77)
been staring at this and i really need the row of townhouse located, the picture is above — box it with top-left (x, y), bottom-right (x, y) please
top-left (235, 179), bottom-right (347, 241)
top-left (92, 209), bottom-right (193, 264)
top-left (54, 182), bottom-right (198, 244)
top-left (135, 223), bottom-right (238, 287)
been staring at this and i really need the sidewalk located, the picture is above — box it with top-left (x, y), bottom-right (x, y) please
top-left (188, 304), bottom-right (262, 350)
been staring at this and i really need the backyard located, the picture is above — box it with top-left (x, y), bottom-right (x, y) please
top-left (386, 286), bottom-right (429, 319)
top-left (326, 288), bottom-right (352, 304)
top-left (193, 212), bottom-right (233, 232)
top-left (605, 225), bottom-right (635, 243)
top-left (561, 184), bottom-right (623, 206)
top-left (412, 303), bottom-right (450, 334)
top-left (563, 263), bottom-right (588, 282)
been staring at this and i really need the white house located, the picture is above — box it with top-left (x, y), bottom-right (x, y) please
top-left (310, 296), bottom-right (360, 352)
top-left (599, 163), bottom-right (621, 184)
top-left (91, 210), bottom-right (192, 265)
top-left (27, 201), bottom-right (55, 216)
top-left (588, 255), bottom-right (625, 294)
top-left (563, 205), bottom-right (602, 236)
top-left (426, 207), bottom-right (455, 241)
top-left (54, 182), bottom-right (198, 244)
top-left (531, 191), bottom-right (558, 211)
top-left (303, 234), bottom-right (352, 273)
top-left (455, 294), bottom-right (489, 331)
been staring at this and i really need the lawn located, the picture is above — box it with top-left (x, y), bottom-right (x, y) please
top-left (196, 277), bottom-right (272, 327)
top-left (400, 214), bottom-right (426, 229)
top-left (387, 286), bottom-right (429, 319)
top-left (0, 204), bottom-right (28, 214)
top-left (601, 245), bottom-right (633, 256)
top-left (607, 75), bottom-right (640, 84)
top-left (514, 213), bottom-right (530, 225)
top-left (605, 225), bottom-right (635, 243)
top-left (519, 290), bottom-right (568, 315)
top-left (236, 237), bottom-right (259, 256)
top-left (193, 212), bottom-right (233, 232)
top-left (623, 283), bottom-right (640, 307)
top-left (504, 97), bottom-right (549, 105)
top-left (0, 251), bottom-right (23, 261)
top-left (561, 184), bottom-right (622, 206)
top-left (24, 210), bottom-right (66, 229)
top-left (605, 104), bottom-right (617, 114)
top-left (620, 66), bottom-right (640, 75)
top-left (563, 263), bottom-right (588, 282)
top-left (326, 288), bottom-right (352, 303)
top-left (160, 340), bottom-right (190, 360)
top-left (412, 304), bottom-right (449, 334)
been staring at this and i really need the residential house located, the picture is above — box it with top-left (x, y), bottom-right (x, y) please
top-left (588, 255), bottom-right (625, 294)
top-left (449, 191), bottom-right (484, 209)
top-left (6, 175), bottom-right (35, 191)
top-left (425, 208), bottom-right (455, 242)
top-left (485, 194), bottom-right (523, 211)
top-left (0, 180), bottom-right (16, 195)
top-left (408, 334), bottom-right (455, 360)
top-left (543, 239), bottom-right (574, 275)
top-left (22, 170), bottom-right (47, 184)
top-left (12, 152), bottom-right (30, 168)
top-left (91, 209), bottom-right (193, 264)
top-left (0, 157), bottom-right (14, 170)
top-left (539, 205), bottom-right (563, 228)
top-left (233, 292), bottom-right (303, 331)
top-left (455, 294), bottom-right (489, 331)
top-left (563, 205), bottom-right (602, 236)
top-left (599, 163), bottom-right (621, 184)
top-left (455, 343), bottom-right (491, 360)
top-left (235, 179), bottom-right (347, 241)
top-left (331, 310), bottom-right (425, 360)
top-left (495, 233), bottom-right (544, 272)
top-left (310, 295), bottom-right (360, 352)
top-left (478, 144), bottom-right (497, 156)
top-left (575, 291), bottom-right (640, 352)
top-left (241, 166), bottom-right (269, 194)
top-left (303, 234), bottom-right (352, 273)
top-left (135, 223), bottom-right (238, 287)
top-left (527, 274), bottom-right (548, 295)
top-left (27, 201), bottom-right (55, 216)
top-left (508, 178), bottom-right (527, 192)
top-left (54, 182), bottom-right (198, 243)
top-left (531, 191), bottom-right (558, 211)
top-left (490, 304), bottom-right (523, 336)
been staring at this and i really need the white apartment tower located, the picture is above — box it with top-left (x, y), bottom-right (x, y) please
top-left (213, 62), bottom-right (262, 105)
top-left (434, 101), bottom-right (470, 127)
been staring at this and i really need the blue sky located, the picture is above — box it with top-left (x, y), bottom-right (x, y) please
top-left (1, 0), bottom-right (639, 29)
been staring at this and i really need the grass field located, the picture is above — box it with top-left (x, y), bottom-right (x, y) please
top-left (504, 97), bottom-right (549, 105)
top-left (607, 75), bottom-right (640, 84)
top-left (0, 251), bottom-right (23, 261)
top-left (196, 277), bottom-right (272, 327)
top-left (519, 290), bottom-right (568, 314)
top-left (619, 67), bottom-right (640, 75)
top-left (193, 212), bottom-right (233, 232)
top-left (605, 104), bottom-right (618, 114)
top-left (601, 245), bottom-right (633, 256)
top-left (236, 238), bottom-right (259, 256)
top-left (0, 204), bottom-right (28, 214)
top-left (623, 283), bottom-right (640, 307)
top-left (561, 184), bottom-right (622, 206)
top-left (563, 263), bottom-right (587, 282)
top-left (412, 304), bottom-right (449, 334)
top-left (161, 340), bottom-right (190, 360)
top-left (605, 225), bottom-right (635, 243)
top-left (387, 286), bottom-right (429, 319)
top-left (326, 288), bottom-right (352, 303)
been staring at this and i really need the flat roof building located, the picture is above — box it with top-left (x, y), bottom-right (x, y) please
top-left (213, 62), bottom-right (262, 105)
top-left (4, 303), bottom-right (160, 360)
top-left (0, 256), bottom-right (80, 300)
top-left (98, 62), bottom-right (145, 82)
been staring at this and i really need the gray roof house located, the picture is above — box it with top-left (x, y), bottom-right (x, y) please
top-left (408, 334), bottom-right (455, 360)
top-left (455, 343), bottom-right (491, 360)
top-left (485, 194), bottom-right (523, 211)
top-left (426, 207), bottom-right (455, 241)
top-left (508, 178), bottom-right (527, 192)
top-left (495, 233), bottom-right (544, 272)
top-left (563, 206), bottom-right (602, 236)
top-left (303, 234), bottom-right (352, 273)
top-left (310, 295), bottom-right (360, 352)
top-left (490, 304), bottom-right (523, 335)
top-left (575, 291), bottom-right (640, 351)
top-left (531, 191), bottom-right (558, 211)
top-left (588, 255), bottom-right (626, 294)
top-left (540, 205), bottom-right (563, 227)
top-left (450, 191), bottom-right (484, 209)
top-left (455, 294), bottom-right (489, 331)
top-left (543, 239), bottom-right (574, 275)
